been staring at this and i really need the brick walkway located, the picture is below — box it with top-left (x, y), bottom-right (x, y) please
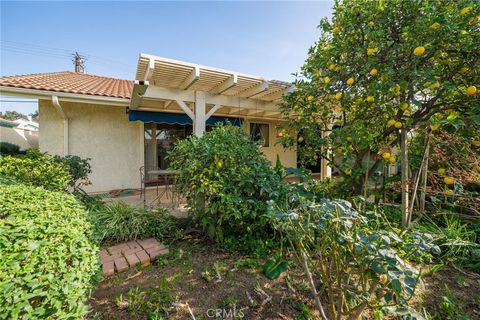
top-left (99, 238), bottom-right (168, 277)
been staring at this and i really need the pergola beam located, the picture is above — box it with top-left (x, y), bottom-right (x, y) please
top-left (130, 80), bottom-right (149, 110)
top-left (144, 86), bottom-right (279, 111)
top-left (238, 80), bottom-right (269, 98)
top-left (180, 66), bottom-right (200, 89)
top-left (143, 58), bottom-right (155, 82)
top-left (211, 74), bottom-right (237, 94)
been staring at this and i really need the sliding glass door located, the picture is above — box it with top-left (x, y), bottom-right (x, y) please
top-left (144, 123), bottom-right (192, 170)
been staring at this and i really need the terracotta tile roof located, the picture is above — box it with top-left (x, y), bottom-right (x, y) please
top-left (0, 71), bottom-right (133, 99)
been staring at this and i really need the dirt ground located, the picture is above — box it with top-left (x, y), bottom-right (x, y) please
top-left (88, 236), bottom-right (480, 320)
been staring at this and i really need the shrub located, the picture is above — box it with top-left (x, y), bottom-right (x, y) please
top-left (0, 149), bottom-right (71, 191)
top-left (168, 125), bottom-right (287, 254)
top-left (0, 142), bottom-right (20, 155)
top-left (270, 196), bottom-right (439, 319)
top-left (0, 184), bottom-right (99, 319)
top-left (93, 201), bottom-right (182, 244)
top-left (54, 155), bottom-right (92, 189)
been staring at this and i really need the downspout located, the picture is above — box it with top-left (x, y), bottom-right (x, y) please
top-left (52, 96), bottom-right (69, 156)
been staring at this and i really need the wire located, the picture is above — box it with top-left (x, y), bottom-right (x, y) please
top-left (0, 100), bottom-right (38, 103)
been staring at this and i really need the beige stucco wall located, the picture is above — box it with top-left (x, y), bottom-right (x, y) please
top-left (39, 100), bottom-right (143, 193)
top-left (243, 119), bottom-right (297, 168)
top-left (0, 126), bottom-right (38, 150)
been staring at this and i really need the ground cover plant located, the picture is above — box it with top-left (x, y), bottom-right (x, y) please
top-left (0, 184), bottom-right (99, 319)
top-left (91, 201), bottom-right (183, 244)
top-left (168, 124), bottom-right (288, 255)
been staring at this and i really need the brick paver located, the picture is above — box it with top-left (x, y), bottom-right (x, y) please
top-left (99, 238), bottom-right (168, 277)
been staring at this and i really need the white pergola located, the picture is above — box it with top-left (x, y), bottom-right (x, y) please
top-left (131, 53), bottom-right (294, 136)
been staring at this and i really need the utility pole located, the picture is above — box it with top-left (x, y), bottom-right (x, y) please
top-left (72, 52), bottom-right (86, 73)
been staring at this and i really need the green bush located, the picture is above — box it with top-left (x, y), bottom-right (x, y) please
top-left (270, 196), bottom-right (440, 319)
top-left (0, 149), bottom-right (71, 191)
top-left (0, 142), bottom-right (20, 155)
top-left (168, 125), bottom-right (287, 254)
top-left (0, 184), bottom-right (99, 319)
top-left (93, 201), bottom-right (182, 244)
top-left (54, 155), bottom-right (92, 189)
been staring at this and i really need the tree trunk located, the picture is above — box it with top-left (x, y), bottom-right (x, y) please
top-left (419, 133), bottom-right (430, 212)
top-left (400, 128), bottom-right (411, 228)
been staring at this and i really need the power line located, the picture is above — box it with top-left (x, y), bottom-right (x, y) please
top-left (0, 100), bottom-right (39, 103)
top-left (1, 40), bottom-right (135, 74)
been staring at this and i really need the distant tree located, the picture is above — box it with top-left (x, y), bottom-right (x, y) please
top-left (0, 110), bottom-right (28, 121)
top-left (29, 110), bottom-right (39, 121)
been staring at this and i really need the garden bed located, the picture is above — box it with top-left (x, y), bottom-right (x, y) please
top-left (88, 236), bottom-right (480, 320)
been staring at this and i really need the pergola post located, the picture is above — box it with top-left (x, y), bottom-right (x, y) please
top-left (194, 91), bottom-right (206, 137)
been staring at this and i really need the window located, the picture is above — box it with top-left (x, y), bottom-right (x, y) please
top-left (250, 123), bottom-right (269, 147)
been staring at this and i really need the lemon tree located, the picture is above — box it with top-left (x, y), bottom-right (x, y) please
top-left (280, 0), bottom-right (479, 226)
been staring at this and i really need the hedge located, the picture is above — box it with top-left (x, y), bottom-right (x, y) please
top-left (0, 150), bottom-right (71, 191)
top-left (0, 184), bottom-right (99, 319)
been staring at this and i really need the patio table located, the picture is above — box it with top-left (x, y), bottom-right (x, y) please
top-left (147, 169), bottom-right (179, 206)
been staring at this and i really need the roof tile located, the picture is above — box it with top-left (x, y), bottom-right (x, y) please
top-left (0, 71), bottom-right (132, 99)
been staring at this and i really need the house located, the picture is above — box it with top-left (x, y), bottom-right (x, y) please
top-left (0, 117), bottom-right (39, 150)
top-left (13, 117), bottom-right (39, 131)
top-left (0, 53), bottom-right (331, 193)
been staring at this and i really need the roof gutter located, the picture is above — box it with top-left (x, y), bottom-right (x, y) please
top-left (0, 86), bottom-right (130, 107)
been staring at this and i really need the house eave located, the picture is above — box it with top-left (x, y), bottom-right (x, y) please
top-left (0, 86), bottom-right (131, 107)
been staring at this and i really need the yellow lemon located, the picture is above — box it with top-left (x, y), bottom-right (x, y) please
top-left (334, 66), bottom-right (341, 72)
top-left (429, 82), bottom-right (440, 90)
top-left (401, 102), bottom-right (410, 111)
top-left (413, 46), bottom-right (425, 56)
top-left (444, 189), bottom-right (455, 196)
top-left (379, 275), bottom-right (388, 285)
top-left (332, 27), bottom-right (340, 33)
top-left (389, 156), bottom-right (396, 164)
top-left (466, 85), bottom-right (477, 96)
top-left (366, 96), bottom-right (375, 102)
top-left (307, 95), bottom-right (314, 101)
top-left (430, 22), bottom-right (441, 29)
top-left (216, 161), bottom-right (223, 169)
top-left (387, 119), bottom-right (397, 127)
top-left (382, 152), bottom-right (391, 159)
top-left (394, 121), bottom-right (403, 129)
top-left (346, 77), bottom-right (354, 85)
top-left (367, 48), bottom-right (375, 56)
top-left (370, 68), bottom-right (378, 76)
top-left (324, 77), bottom-right (331, 84)
top-left (297, 136), bottom-right (304, 143)
top-left (460, 7), bottom-right (471, 16)
top-left (345, 168), bottom-right (352, 175)
top-left (444, 177), bottom-right (454, 185)
top-left (437, 168), bottom-right (446, 175)
top-left (472, 140), bottom-right (480, 147)
top-left (329, 64), bottom-right (336, 71)
top-left (335, 92), bottom-right (342, 100)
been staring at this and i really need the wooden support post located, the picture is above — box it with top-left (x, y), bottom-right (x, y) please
top-left (194, 91), bottom-right (206, 137)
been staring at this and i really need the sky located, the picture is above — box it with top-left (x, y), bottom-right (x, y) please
top-left (0, 1), bottom-right (333, 115)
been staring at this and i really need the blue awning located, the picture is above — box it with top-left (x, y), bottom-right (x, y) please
top-left (128, 110), bottom-right (243, 126)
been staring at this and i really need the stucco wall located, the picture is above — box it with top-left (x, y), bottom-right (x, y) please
top-left (39, 100), bottom-right (143, 193)
top-left (0, 126), bottom-right (38, 150)
top-left (244, 119), bottom-right (297, 168)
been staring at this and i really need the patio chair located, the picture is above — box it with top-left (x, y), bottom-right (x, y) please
top-left (139, 166), bottom-right (161, 200)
